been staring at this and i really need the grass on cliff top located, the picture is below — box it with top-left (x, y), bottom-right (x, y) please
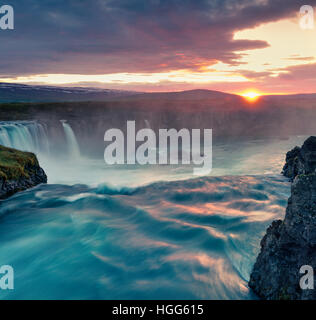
top-left (0, 145), bottom-right (39, 180)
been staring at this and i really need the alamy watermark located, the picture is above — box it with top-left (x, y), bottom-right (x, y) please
top-left (104, 121), bottom-right (212, 176)
top-left (300, 5), bottom-right (314, 29)
top-left (299, 265), bottom-right (314, 290)
top-left (0, 4), bottom-right (14, 30)
top-left (0, 265), bottom-right (14, 290)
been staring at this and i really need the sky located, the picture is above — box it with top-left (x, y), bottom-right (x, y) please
top-left (0, 0), bottom-right (316, 94)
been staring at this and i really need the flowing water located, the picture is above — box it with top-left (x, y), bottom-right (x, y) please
top-left (60, 120), bottom-right (81, 158)
top-left (0, 121), bottom-right (50, 154)
top-left (0, 121), bottom-right (307, 299)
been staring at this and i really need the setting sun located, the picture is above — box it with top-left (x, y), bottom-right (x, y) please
top-left (240, 91), bottom-right (262, 102)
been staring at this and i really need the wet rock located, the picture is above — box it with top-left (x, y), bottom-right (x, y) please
top-left (250, 136), bottom-right (316, 300)
top-left (0, 145), bottom-right (47, 199)
top-left (282, 136), bottom-right (316, 181)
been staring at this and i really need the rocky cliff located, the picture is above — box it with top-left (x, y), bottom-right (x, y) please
top-left (282, 136), bottom-right (316, 181)
top-left (249, 136), bottom-right (316, 299)
top-left (0, 145), bottom-right (47, 199)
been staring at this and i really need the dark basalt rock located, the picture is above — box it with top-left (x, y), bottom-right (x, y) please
top-left (282, 136), bottom-right (316, 181)
top-left (0, 146), bottom-right (47, 199)
top-left (0, 165), bottom-right (47, 199)
top-left (250, 137), bottom-right (316, 300)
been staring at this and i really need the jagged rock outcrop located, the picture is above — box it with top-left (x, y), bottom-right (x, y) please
top-left (0, 145), bottom-right (47, 199)
top-left (249, 137), bottom-right (316, 300)
top-left (282, 136), bottom-right (316, 181)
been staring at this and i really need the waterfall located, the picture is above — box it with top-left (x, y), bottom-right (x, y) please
top-left (0, 120), bottom-right (81, 159)
top-left (0, 120), bottom-right (81, 161)
top-left (0, 121), bottom-right (50, 154)
top-left (144, 119), bottom-right (151, 129)
top-left (61, 120), bottom-right (81, 158)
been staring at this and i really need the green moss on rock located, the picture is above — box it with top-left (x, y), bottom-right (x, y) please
top-left (0, 145), bottom-right (39, 180)
top-left (0, 145), bottom-right (47, 199)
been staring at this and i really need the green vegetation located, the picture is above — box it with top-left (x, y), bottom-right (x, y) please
top-left (0, 145), bottom-right (39, 180)
top-left (278, 287), bottom-right (291, 300)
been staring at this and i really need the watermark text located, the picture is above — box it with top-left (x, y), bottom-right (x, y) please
top-left (0, 5), bottom-right (14, 30)
top-left (300, 5), bottom-right (314, 29)
top-left (104, 121), bottom-right (213, 176)
top-left (0, 265), bottom-right (14, 290)
top-left (299, 265), bottom-right (314, 290)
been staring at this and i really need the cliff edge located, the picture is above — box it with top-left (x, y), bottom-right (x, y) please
top-left (282, 136), bottom-right (316, 181)
top-left (0, 145), bottom-right (47, 199)
top-left (249, 136), bottom-right (316, 300)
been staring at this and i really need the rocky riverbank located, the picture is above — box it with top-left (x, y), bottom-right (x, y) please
top-left (249, 136), bottom-right (316, 300)
top-left (0, 145), bottom-right (47, 199)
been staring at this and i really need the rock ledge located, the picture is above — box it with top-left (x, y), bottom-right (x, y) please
top-left (0, 145), bottom-right (47, 199)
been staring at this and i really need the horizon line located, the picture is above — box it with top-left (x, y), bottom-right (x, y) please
top-left (1, 81), bottom-right (315, 97)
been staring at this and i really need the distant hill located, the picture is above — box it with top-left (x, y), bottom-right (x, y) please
top-left (0, 83), bottom-right (140, 102)
top-left (0, 83), bottom-right (242, 104)
top-left (264, 93), bottom-right (316, 100)
top-left (110, 88), bottom-right (246, 111)
top-left (114, 89), bottom-right (239, 101)
top-left (1, 83), bottom-right (316, 105)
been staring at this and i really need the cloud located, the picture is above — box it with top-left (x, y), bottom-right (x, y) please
top-left (231, 62), bottom-right (316, 93)
top-left (285, 56), bottom-right (315, 62)
top-left (0, 0), bottom-right (306, 76)
top-left (279, 62), bottom-right (316, 81)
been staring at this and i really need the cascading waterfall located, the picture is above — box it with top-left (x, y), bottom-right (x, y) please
top-left (0, 120), bottom-right (81, 160)
top-left (60, 120), bottom-right (81, 158)
top-left (0, 121), bottom-right (50, 154)
top-left (144, 119), bottom-right (151, 129)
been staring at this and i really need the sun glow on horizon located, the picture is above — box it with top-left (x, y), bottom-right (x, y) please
top-left (240, 90), bottom-right (262, 102)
